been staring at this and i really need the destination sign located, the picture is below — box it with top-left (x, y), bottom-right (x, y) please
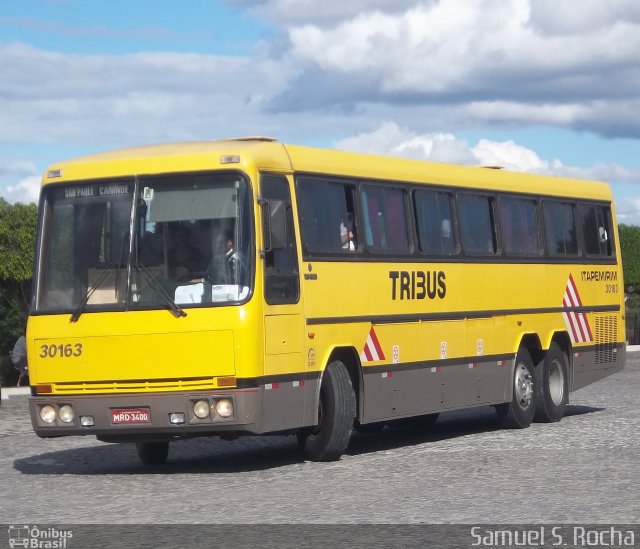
top-left (61, 184), bottom-right (130, 199)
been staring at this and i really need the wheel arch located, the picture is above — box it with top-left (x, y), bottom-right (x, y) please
top-left (518, 332), bottom-right (544, 367)
top-left (549, 331), bottom-right (572, 357)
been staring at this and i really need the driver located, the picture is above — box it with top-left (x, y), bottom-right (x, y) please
top-left (168, 224), bottom-right (204, 280)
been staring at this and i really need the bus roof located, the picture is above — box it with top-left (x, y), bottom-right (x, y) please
top-left (42, 137), bottom-right (612, 201)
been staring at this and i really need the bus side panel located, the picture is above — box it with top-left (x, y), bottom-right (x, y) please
top-left (572, 344), bottom-right (625, 392)
top-left (259, 356), bottom-right (312, 433)
top-left (359, 317), bottom-right (510, 422)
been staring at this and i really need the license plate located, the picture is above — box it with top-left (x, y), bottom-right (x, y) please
top-left (111, 407), bottom-right (151, 424)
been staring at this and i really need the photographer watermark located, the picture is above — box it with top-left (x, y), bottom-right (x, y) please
top-left (7, 526), bottom-right (73, 549)
top-left (471, 525), bottom-right (637, 547)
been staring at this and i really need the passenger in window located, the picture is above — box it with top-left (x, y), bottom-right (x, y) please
top-left (439, 219), bottom-right (453, 252)
top-left (168, 224), bottom-right (204, 280)
top-left (340, 213), bottom-right (357, 251)
top-left (441, 219), bottom-right (452, 239)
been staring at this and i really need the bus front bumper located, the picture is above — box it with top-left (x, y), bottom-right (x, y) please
top-left (28, 388), bottom-right (263, 440)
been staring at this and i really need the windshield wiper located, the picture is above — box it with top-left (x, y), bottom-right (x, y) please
top-left (70, 265), bottom-right (118, 323)
top-left (135, 264), bottom-right (187, 318)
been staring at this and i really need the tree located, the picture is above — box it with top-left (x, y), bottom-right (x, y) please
top-left (0, 198), bottom-right (38, 378)
top-left (618, 224), bottom-right (640, 290)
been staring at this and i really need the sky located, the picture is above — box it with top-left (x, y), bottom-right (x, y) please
top-left (2, 0), bottom-right (640, 222)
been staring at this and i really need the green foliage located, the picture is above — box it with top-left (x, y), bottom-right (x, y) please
top-left (0, 198), bottom-right (38, 383)
top-left (0, 296), bottom-right (21, 385)
top-left (0, 197), bottom-right (38, 281)
top-left (618, 224), bottom-right (640, 289)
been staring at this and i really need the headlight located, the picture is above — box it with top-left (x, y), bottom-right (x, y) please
top-left (40, 405), bottom-right (57, 424)
top-left (215, 398), bottom-right (233, 418)
top-left (193, 400), bottom-right (210, 419)
top-left (58, 405), bottom-right (74, 423)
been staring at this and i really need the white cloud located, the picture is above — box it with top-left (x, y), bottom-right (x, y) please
top-left (2, 174), bottom-right (41, 204)
top-left (0, 42), bottom-right (292, 146)
top-left (334, 121), bottom-right (640, 183)
top-left (334, 122), bottom-right (543, 169)
top-left (282, 0), bottom-right (640, 138)
top-left (613, 198), bottom-right (640, 226)
top-left (2, 0), bottom-right (640, 217)
top-left (335, 122), bottom-right (477, 164)
top-left (287, 0), bottom-right (640, 91)
top-left (334, 121), bottom-right (640, 223)
top-left (225, 0), bottom-right (421, 26)
top-left (528, 0), bottom-right (640, 36)
top-left (0, 160), bottom-right (42, 204)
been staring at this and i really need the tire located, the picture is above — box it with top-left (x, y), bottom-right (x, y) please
top-left (534, 343), bottom-right (569, 423)
top-left (496, 347), bottom-right (536, 429)
top-left (136, 441), bottom-right (169, 465)
top-left (299, 360), bottom-right (356, 462)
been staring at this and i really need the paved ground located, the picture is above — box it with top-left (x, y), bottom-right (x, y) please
top-left (1, 354), bottom-right (639, 525)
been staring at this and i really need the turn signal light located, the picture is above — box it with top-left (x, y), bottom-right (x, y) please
top-left (217, 376), bottom-right (236, 388)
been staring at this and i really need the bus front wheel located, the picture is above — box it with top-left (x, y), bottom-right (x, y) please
top-left (136, 441), bottom-right (169, 465)
top-left (496, 347), bottom-right (536, 429)
top-left (299, 360), bottom-right (355, 462)
top-left (534, 343), bottom-right (569, 423)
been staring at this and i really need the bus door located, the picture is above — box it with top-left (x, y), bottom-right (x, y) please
top-left (259, 174), bottom-right (309, 430)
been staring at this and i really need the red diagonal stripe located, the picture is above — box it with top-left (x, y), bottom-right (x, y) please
top-left (369, 328), bottom-right (385, 360)
top-left (572, 312), bottom-right (587, 342)
top-left (563, 297), bottom-right (580, 342)
top-left (583, 315), bottom-right (593, 341)
top-left (568, 273), bottom-right (583, 306)
top-left (577, 313), bottom-right (593, 341)
top-left (566, 275), bottom-right (592, 341)
top-left (363, 342), bottom-right (373, 362)
top-left (564, 286), bottom-right (578, 308)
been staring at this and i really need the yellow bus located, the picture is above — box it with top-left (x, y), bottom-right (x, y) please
top-left (27, 138), bottom-right (625, 465)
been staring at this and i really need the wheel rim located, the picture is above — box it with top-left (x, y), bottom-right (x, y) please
top-left (514, 363), bottom-right (533, 409)
top-left (548, 358), bottom-right (565, 406)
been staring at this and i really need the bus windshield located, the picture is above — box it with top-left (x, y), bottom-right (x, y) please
top-left (34, 173), bottom-right (252, 315)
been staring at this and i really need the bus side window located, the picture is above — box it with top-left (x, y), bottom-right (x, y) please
top-left (458, 193), bottom-right (498, 255)
top-left (361, 185), bottom-right (409, 253)
top-left (498, 197), bottom-right (541, 256)
top-left (580, 203), bottom-right (613, 257)
top-left (413, 189), bottom-right (456, 254)
top-left (543, 201), bottom-right (579, 256)
top-left (297, 178), bottom-right (357, 254)
top-left (261, 174), bottom-right (300, 305)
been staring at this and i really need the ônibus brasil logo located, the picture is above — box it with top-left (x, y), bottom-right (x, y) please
top-left (7, 526), bottom-right (73, 549)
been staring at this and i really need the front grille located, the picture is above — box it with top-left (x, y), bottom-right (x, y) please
top-left (595, 315), bottom-right (617, 365)
top-left (50, 377), bottom-right (220, 394)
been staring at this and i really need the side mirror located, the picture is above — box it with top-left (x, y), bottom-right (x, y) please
top-left (259, 197), bottom-right (287, 253)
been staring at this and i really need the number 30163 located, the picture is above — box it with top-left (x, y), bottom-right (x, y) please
top-left (39, 343), bottom-right (83, 358)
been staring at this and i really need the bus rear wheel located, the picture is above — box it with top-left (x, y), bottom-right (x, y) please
top-left (496, 347), bottom-right (536, 429)
top-left (534, 343), bottom-right (569, 423)
top-left (136, 441), bottom-right (169, 465)
top-left (299, 360), bottom-right (355, 462)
